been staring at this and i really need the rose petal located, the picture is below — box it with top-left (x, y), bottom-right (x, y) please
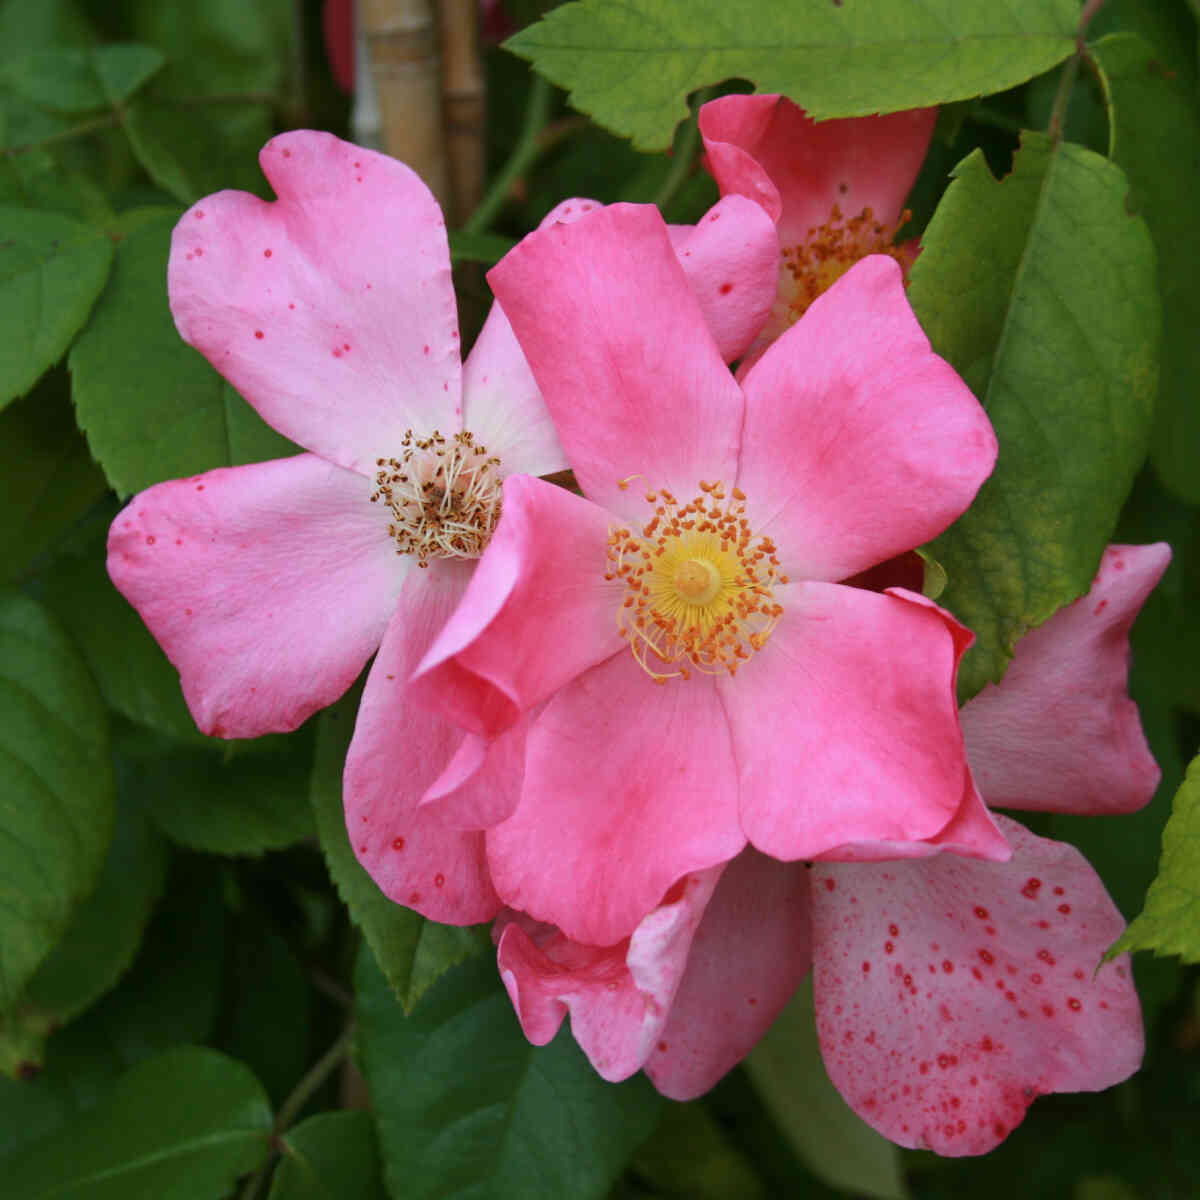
top-left (487, 653), bottom-right (744, 946)
top-left (107, 453), bottom-right (403, 737)
top-left (737, 255), bottom-right (996, 580)
top-left (962, 543), bottom-right (1169, 814)
top-left (811, 815), bottom-right (1142, 1156)
top-left (487, 203), bottom-right (743, 523)
top-left (169, 130), bottom-right (461, 475)
top-left (699, 95), bottom-right (936, 247)
top-left (412, 474), bottom-right (623, 739)
top-left (343, 561), bottom-right (503, 924)
top-left (729, 583), bottom-right (974, 861)
top-left (495, 866), bottom-right (722, 1080)
top-left (646, 849), bottom-right (813, 1099)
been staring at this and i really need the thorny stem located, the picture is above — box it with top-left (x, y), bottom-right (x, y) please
top-left (652, 86), bottom-right (715, 213)
top-left (462, 73), bottom-right (553, 235)
top-left (1047, 0), bottom-right (1107, 143)
top-left (238, 1022), bottom-right (358, 1200)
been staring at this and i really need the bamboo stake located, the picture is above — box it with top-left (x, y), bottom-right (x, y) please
top-left (359, 0), bottom-right (450, 210)
top-left (438, 0), bottom-right (485, 225)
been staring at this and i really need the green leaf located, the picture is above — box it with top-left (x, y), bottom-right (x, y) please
top-left (0, 855), bottom-right (224, 1158)
top-left (0, 373), bottom-right (108, 583)
top-left (70, 208), bottom-right (295, 497)
top-left (311, 693), bottom-right (489, 1010)
top-left (0, 0), bottom-right (95, 58)
top-left (117, 728), bottom-right (315, 856)
top-left (745, 980), bottom-right (906, 1200)
top-left (268, 1111), bottom-right (387, 1200)
top-left (908, 133), bottom-right (1159, 698)
top-left (0, 45), bottom-right (163, 112)
top-left (1111, 753), bottom-right (1200, 962)
top-left (505, 0), bottom-right (1079, 150)
top-left (0, 205), bottom-right (114, 410)
top-left (2, 1046), bottom-right (272, 1199)
top-left (356, 950), bottom-right (663, 1200)
top-left (0, 791), bottom-right (167, 1077)
top-left (0, 590), bottom-right (113, 1013)
top-left (1090, 34), bottom-right (1200, 504)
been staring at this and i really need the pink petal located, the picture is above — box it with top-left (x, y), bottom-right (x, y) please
top-left (412, 474), bottom-right (624, 739)
top-left (737, 255), bottom-right (996, 580)
top-left (646, 850), bottom-right (813, 1100)
top-left (730, 584), bottom-right (976, 861)
top-left (699, 95), bottom-right (936, 247)
top-left (961, 543), bottom-right (1169, 814)
top-left (495, 866), bottom-right (722, 1080)
top-left (538, 197), bottom-right (605, 228)
top-left (169, 130), bottom-right (461, 476)
top-left (487, 653), bottom-right (745, 947)
top-left (811, 815), bottom-right (1143, 1156)
top-left (461, 302), bottom-right (567, 478)
top-left (486, 203), bottom-right (743, 524)
top-left (668, 194), bottom-right (781, 363)
top-left (107, 453), bottom-right (403, 738)
top-left (343, 561), bottom-right (503, 925)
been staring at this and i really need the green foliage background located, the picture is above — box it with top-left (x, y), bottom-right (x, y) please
top-left (1, 0), bottom-right (1198, 1196)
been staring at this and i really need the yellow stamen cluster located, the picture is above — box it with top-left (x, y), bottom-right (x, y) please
top-left (605, 481), bottom-right (786, 683)
top-left (781, 204), bottom-right (912, 325)
top-left (371, 430), bottom-right (502, 566)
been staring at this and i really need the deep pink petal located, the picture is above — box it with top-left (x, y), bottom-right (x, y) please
top-left (646, 850), bottom-right (813, 1100)
top-left (495, 867), bottom-right (722, 1080)
top-left (668, 195), bottom-right (780, 363)
top-left (961, 543), bottom-right (1169, 815)
top-left (486, 203), bottom-right (743, 523)
top-left (107, 453), bottom-right (403, 737)
top-left (811, 816), bottom-right (1142, 1156)
top-left (699, 95), bottom-right (936, 247)
top-left (343, 561), bottom-right (504, 924)
top-left (412, 474), bottom-right (623, 739)
top-left (461, 302), bottom-right (567, 478)
top-left (487, 653), bottom-right (744, 946)
top-left (168, 130), bottom-right (460, 475)
top-left (738, 255), bottom-right (996, 579)
top-left (729, 583), bottom-right (978, 860)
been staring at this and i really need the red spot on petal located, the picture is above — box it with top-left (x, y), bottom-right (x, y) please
top-left (1067, 997), bottom-right (1082, 1011)
top-left (263, 249), bottom-right (272, 257)
top-left (1058, 903), bottom-right (1072, 914)
top-left (184, 607), bottom-right (193, 616)
top-left (889, 923), bottom-right (899, 936)
top-left (255, 330), bottom-right (264, 339)
top-left (981, 1036), bottom-right (994, 1052)
top-left (719, 282), bottom-right (733, 294)
top-left (1037, 949), bottom-right (1057, 965)
top-left (824, 878), bottom-right (835, 891)
top-left (657, 1040), bottom-right (668, 1052)
top-left (1031, 973), bottom-right (1043, 984)
top-left (195, 209), bottom-right (205, 218)
top-left (408, 891), bottom-right (421, 904)
top-left (434, 873), bottom-right (445, 888)
top-left (392, 837), bottom-right (405, 851)
top-left (1094, 599), bottom-right (1108, 614)
top-left (974, 906), bottom-right (989, 919)
top-left (943, 960), bottom-right (954, 973)
top-left (288, 302), bottom-right (295, 309)
top-left (194, 247), bottom-right (203, 256)
top-left (1042, 1003), bottom-right (1055, 1017)
top-left (282, 149), bottom-right (291, 157)
top-left (978, 949), bottom-right (994, 965)
top-left (1021, 877), bottom-right (1042, 899)
top-left (862, 961), bottom-right (871, 973)
top-left (145, 535), bottom-right (156, 545)
top-left (1053, 886), bottom-right (1065, 896)
top-left (884, 942), bottom-right (894, 954)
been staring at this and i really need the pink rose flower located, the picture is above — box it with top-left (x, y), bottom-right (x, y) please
top-left (106, 131), bottom-right (782, 924)
top-left (699, 93), bottom-right (936, 367)
top-left (489, 543), bottom-right (1167, 1155)
top-left (412, 202), bottom-right (1003, 950)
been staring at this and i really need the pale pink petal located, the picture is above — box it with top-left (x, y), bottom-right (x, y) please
top-left (668, 195), bottom-right (780, 363)
top-left (811, 815), bottom-right (1143, 1157)
top-left (343, 560), bottom-right (503, 924)
top-left (487, 653), bottom-right (744, 946)
top-left (961, 543), bottom-right (1169, 815)
top-left (169, 130), bottom-right (461, 475)
top-left (412, 474), bottom-right (623, 739)
top-left (461, 302), bottom-right (567, 478)
top-left (699, 95), bottom-right (936, 247)
top-left (730, 584), bottom-right (978, 861)
top-left (538, 197), bottom-right (604, 228)
top-left (486, 203), bottom-right (743, 523)
top-left (107, 453), bottom-right (403, 738)
top-left (495, 867), bottom-right (722, 1080)
top-left (646, 850), bottom-right (813, 1100)
top-left (738, 255), bottom-right (996, 579)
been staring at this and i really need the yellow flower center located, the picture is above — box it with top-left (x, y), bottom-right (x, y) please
top-left (780, 203), bottom-right (912, 326)
top-left (605, 480), bottom-right (786, 683)
top-left (371, 429), bottom-right (502, 566)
